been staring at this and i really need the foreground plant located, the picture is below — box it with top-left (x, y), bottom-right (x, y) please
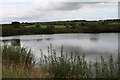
top-left (2, 45), bottom-right (49, 78)
top-left (41, 44), bottom-right (119, 78)
top-left (2, 44), bottom-right (119, 78)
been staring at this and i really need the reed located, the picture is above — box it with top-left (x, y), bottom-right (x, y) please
top-left (2, 45), bottom-right (49, 78)
top-left (42, 44), bottom-right (119, 78)
top-left (2, 44), bottom-right (119, 78)
top-left (2, 45), bottom-right (34, 66)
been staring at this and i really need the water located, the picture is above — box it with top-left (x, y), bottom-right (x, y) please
top-left (0, 33), bottom-right (118, 62)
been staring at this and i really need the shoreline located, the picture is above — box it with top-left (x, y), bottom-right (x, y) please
top-left (1, 32), bottom-right (119, 37)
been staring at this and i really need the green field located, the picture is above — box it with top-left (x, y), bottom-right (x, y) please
top-left (24, 25), bottom-right (35, 28)
top-left (24, 25), bottom-right (67, 28)
top-left (55, 25), bottom-right (66, 28)
top-left (109, 22), bottom-right (120, 24)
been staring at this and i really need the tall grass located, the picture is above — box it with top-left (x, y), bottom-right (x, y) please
top-left (2, 45), bottom-right (49, 78)
top-left (2, 44), bottom-right (119, 78)
top-left (2, 45), bottom-right (34, 66)
top-left (41, 44), bottom-right (119, 78)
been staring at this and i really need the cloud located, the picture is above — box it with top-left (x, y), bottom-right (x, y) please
top-left (0, 1), bottom-right (118, 24)
top-left (54, 2), bottom-right (82, 11)
top-left (30, 0), bottom-right (119, 2)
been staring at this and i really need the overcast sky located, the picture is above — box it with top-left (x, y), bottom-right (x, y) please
top-left (0, 0), bottom-right (119, 24)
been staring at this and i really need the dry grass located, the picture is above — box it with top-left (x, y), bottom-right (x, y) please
top-left (3, 60), bottom-right (50, 78)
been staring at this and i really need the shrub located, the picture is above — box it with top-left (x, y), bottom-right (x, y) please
top-left (12, 22), bottom-right (20, 28)
top-left (88, 25), bottom-right (100, 33)
top-left (2, 45), bottom-right (35, 66)
top-left (43, 27), bottom-right (55, 34)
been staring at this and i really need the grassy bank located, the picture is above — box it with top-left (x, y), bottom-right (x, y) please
top-left (2, 20), bottom-right (120, 36)
top-left (2, 45), bottom-right (120, 78)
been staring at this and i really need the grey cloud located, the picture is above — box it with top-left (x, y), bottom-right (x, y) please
top-left (55, 2), bottom-right (82, 11)
top-left (35, 2), bottom-right (103, 11)
top-left (55, 2), bottom-right (104, 11)
top-left (118, 1), bottom-right (120, 19)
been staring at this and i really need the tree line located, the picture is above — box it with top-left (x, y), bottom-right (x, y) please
top-left (2, 19), bottom-right (120, 36)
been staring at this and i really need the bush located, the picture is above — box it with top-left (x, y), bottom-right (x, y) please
top-left (2, 45), bottom-right (35, 66)
top-left (43, 27), bottom-right (55, 34)
top-left (35, 24), bottom-right (41, 28)
top-left (12, 22), bottom-right (20, 28)
top-left (88, 25), bottom-right (100, 33)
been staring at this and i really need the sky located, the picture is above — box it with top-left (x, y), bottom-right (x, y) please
top-left (0, 0), bottom-right (119, 24)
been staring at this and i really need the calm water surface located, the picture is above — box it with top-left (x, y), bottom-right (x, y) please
top-left (1, 33), bottom-right (118, 62)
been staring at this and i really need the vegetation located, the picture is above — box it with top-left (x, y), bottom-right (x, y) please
top-left (2, 45), bottom-right (34, 66)
top-left (2, 45), bottom-right (49, 78)
top-left (12, 22), bottom-right (20, 28)
top-left (24, 25), bottom-right (67, 28)
top-left (2, 19), bottom-right (120, 36)
top-left (2, 45), bottom-right (120, 78)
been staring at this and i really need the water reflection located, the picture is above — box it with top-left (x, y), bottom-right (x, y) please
top-left (90, 34), bottom-right (99, 41)
top-left (1, 33), bottom-right (118, 62)
top-left (3, 36), bottom-right (21, 46)
top-left (11, 39), bottom-right (20, 46)
top-left (36, 39), bottom-right (43, 42)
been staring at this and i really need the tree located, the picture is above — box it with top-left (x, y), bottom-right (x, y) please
top-left (81, 23), bottom-right (84, 26)
top-left (88, 25), bottom-right (100, 33)
top-left (35, 24), bottom-right (40, 28)
top-left (66, 25), bottom-right (69, 28)
top-left (12, 22), bottom-right (20, 28)
top-left (43, 26), bottom-right (55, 34)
